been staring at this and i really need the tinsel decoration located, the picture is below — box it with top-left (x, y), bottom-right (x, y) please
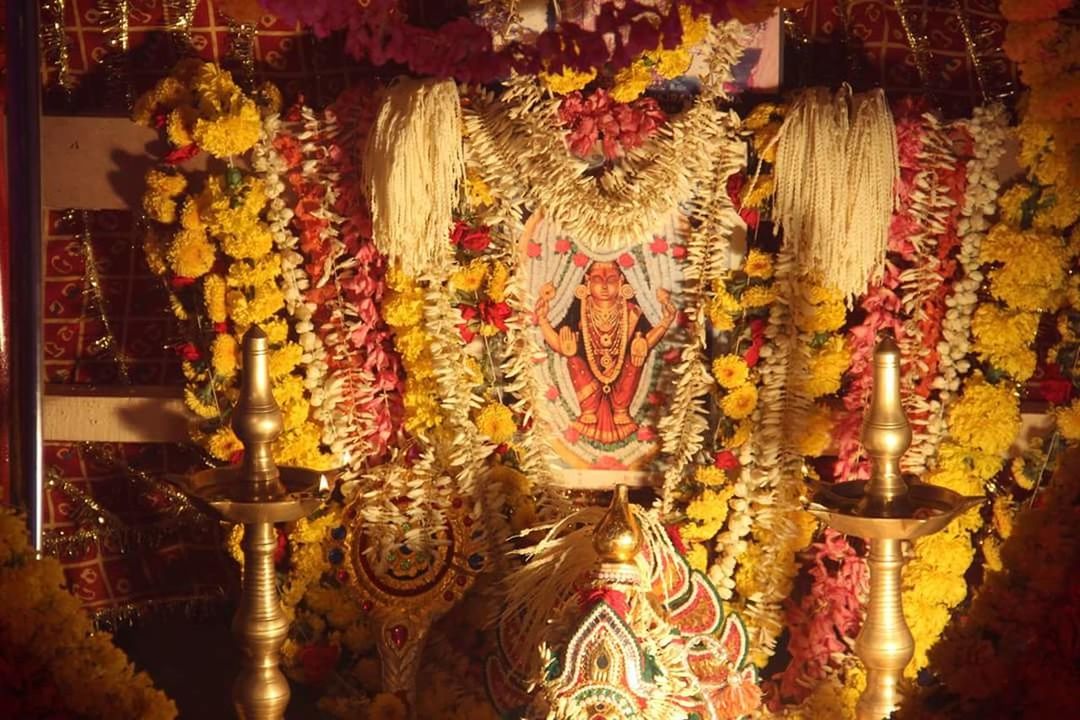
top-left (43, 443), bottom-right (210, 559)
top-left (950, 0), bottom-right (1017, 104)
top-left (163, 0), bottom-right (198, 55)
top-left (92, 593), bottom-right (226, 630)
top-left (98, 0), bottom-right (134, 110)
top-left (893, 0), bottom-right (938, 108)
top-left (226, 18), bottom-right (258, 92)
top-left (41, 0), bottom-right (75, 100)
top-left (67, 210), bottom-right (131, 383)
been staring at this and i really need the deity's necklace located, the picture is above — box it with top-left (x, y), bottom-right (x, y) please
top-left (582, 296), bottom-right (629, 389)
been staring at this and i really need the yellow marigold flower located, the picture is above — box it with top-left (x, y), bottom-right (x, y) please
top-left (466, 170), bottom-right (494, 208)
top-left (971, 304), bottom-right (1038, 381)
top-left (991, 495), bottom-right (1015, 539)
top-left (273, 375), bottom-right (305, 409)
top-left (743, 248), bottom-right (774, 278)
top-left (741, 175), bottom-right (775, 210)
top-left (948, 375), bottom-right (1021, 457)
top-left (740, 285), bottom-right (776, 308)
top-left (145, 168), bottom-right (187, 197)
top-left (269, 342), bottom-right (303, 378)
top-left (713, 285), bottom-right (741, 312)
top-left (694, 465), bottom-right (727, 487)
top-left (752, 121), bottom-right (781, 164)
top-left (510, 496), bottom-right (538, 531)
top-left (797, 402), bottom-right (834, 456)
top-left (734, 542), bottom-right (766, 597)
top-left (1033, 186), bottom-right (1080, 231)
top-left (184, 386), bottom-right (220, 419)
top-left (263, 318), bottom-right (289, 345)
top-left (680, 5), bottom-right (711, 46)
top-left (685, 543), bottom-right (708, 573)
top-left (220, 225), bottom-right (273, 261)
top-left (683, 486), bottom-right (735, 541)
top-left (611, 61), bottom-right (652, 103)
top-left (1010, 456), bottom-right (1035, 490)
top-left (712, 353), bottom-right (749, 389)
top-left (211, 333), bottom-right (239, 378)
top-left (655, 47), bottom-right (692, 79)
top-left (167, 227), bottom-right (216, 278)
top-left (476, 402), bottom-right (516, 444)
top-left (142, 193), bottom-right (178, 224)
top-left (193, 99), bottom-right (262, 158)
top-left (450, 259), bottom-right (489, 294)
top-left (208, 426), bottom-right (243, 461)
top-left (788, 509), bottom-right (818, 553)
top-left (794, 280), bottom-right (846, 334)
top-left (800, 336), bottom-right (850, 398)
top-left (487, 261), bottom-right (510, 303)
top-left (228, 256), bottom-right (281, 288)
top-left (382, 291), bottom-right (425, 328)
top-left (720, 384), bottom-right (758, 420)
top-left (1055, 398), bottom-right (1080, 441)
top-left (727, 420), bottom-right (752, 448)
top-left (708, 307), bottom-right (735, 331)
top-left (743, 102), bottom-right (780, 131)
top-left (540, 66), bottom-right (597, 95)
top-left (343, 623), bottom-right (373, 654)
top-left (202, 274), bottom-right (227, 323)
top-left (997, 184), bottom-right (1031, 227)
top-left (179, 197), bottom-right (203, 230)
top-left (132, 76), bottom-right (192, 125)
top-left (142, 229), bottom-right (169, 276)
top-left (166, 105), bottom-right (196, 147)
top-left (256, 81), bottom-right (283, 114)
top-left (227, 280), bottom-right (284, 326)
top-left (982, 224), bottom-right (1067, 311)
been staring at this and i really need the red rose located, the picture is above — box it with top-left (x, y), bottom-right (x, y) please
top-left (176, 342), bottom-right (201, 361)
top-left (714, 450), bottom-right (739, 470)
top-left (165, 143), bottom-right (201, 165)
top-left (450, 221), bottom-right (491, 253)
top-left (617, 252), bottom-right (635, 268)
top-left (526, 241), bottom-right (542, 258)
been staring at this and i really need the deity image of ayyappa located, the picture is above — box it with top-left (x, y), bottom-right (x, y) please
top-left (535, 260), bottom-right (677, 445)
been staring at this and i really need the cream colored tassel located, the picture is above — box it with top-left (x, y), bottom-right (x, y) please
top-left (773, 86), bottom-right (898, 302)
top-left (363, 77), bottom-right (465, 276)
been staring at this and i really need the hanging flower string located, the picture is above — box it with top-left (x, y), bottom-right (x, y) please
top-left (134, 60), bottom-right (331, 468)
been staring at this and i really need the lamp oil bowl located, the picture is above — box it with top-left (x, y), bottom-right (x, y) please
top-left (170, 326), bottom-right (333, 720)
top-left (807, 334), bottom-right (981, 720)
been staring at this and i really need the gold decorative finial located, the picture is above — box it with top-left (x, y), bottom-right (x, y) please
top-left (859, 332), bottom-right (914, 517)
top-left (233, 326), bottom-right (286, 500)
top-left (593, 485), bottom-right (642, 565)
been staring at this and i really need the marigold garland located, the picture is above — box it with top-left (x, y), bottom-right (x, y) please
top-left (0, 508), bottom-right (177, 720)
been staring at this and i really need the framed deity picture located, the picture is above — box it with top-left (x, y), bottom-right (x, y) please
top-left (520, 209), bottom-right (691, 489)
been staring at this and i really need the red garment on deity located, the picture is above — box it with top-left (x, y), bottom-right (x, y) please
top-left (564, 301), bottom-right (649, 444)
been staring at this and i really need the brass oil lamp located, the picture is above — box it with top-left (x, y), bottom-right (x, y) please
top-left (171, 326), bottom-right (334, 720)
top-left (807, 334), bottom-right (981, 719)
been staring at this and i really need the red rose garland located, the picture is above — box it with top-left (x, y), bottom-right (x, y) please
top-left (260, 0), bottom-right (741, 83)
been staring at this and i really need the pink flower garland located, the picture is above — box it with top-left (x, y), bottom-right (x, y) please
top-left (259, 0), bottom-right (737, 83)
top-left (320, 84), bottom-right (405, 462)
top-left (767, 530), bottom-right (869, 706)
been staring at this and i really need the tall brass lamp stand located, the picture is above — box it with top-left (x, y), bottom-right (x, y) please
top-left (171, 327), bottom-right (334, 719)
top-left (808, 335), bottom-right (982, 720)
